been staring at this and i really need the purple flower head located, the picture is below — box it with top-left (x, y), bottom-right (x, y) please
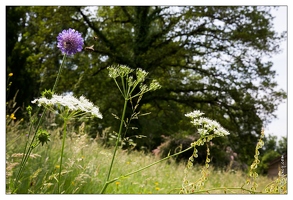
top-left (57, 28), bottom-right (84, 55)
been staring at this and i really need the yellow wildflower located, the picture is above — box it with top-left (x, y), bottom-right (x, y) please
top-left (10, 113), bottom-right (16, 120)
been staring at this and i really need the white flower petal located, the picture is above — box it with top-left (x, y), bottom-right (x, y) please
top-left (31, 94), bottom-right (102, 119)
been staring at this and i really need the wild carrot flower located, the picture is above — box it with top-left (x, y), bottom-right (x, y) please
top-left (32, 93), bottom-right (102, 194)
top-left (31, 94), bottom-right (102, 119)
top-left (57, 28), bottom-right (84, 55)
top-left (185, 110), bottom-right (229, 137)
top-left (185, 110), bottom-right (205, 118)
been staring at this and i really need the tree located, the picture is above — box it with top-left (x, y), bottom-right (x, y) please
top-left (277, 136), bottom-right (287, 154)
top-left (257, 134), bottom-right (287, 174)
top-left (6, 6), bottom-right (37, 114)
top-left (6, 6), bottom-right (287, 165)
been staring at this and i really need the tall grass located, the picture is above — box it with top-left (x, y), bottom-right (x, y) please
top-left (6, 121), bottom-right (286, 194)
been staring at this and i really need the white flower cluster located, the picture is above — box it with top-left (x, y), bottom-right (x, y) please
top-left (185, 110), bottom-right (205, 118)
top-left (136, 68), bottom-right (148, 83)
top-left (31, 94), bottom-right (102, 119)
top-left (185, 110), bottom-right (229, 137)
top-left (108, 65), bottom-right (134, 79)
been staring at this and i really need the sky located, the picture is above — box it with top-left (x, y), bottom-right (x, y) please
top-left (264, 6), bottom-right (288, 140)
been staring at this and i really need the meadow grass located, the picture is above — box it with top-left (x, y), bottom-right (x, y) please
top-left (6, 122), bottom-right (281, 194)
top-left (6, 54), bottom-right (286, 194)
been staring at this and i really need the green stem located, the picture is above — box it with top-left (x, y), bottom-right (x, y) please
top-left (113, 78), bottom-right (124, 98)
top-left (100, 98), bottom-right (128, 194)
top-left (120, 76), bottom-right (126, 96)
top-left (52, 54), bottom-right (67, 92)
top-left (13, 54), bottom-right (67, 193)
top-left (14, 108), bottom-right (45, 190)
top-left (105, 145), bottom-right (194, 187)
top-left (15, 109), bottom-right (37, 180)
top-left (58, 119), bottom-right (68, 194)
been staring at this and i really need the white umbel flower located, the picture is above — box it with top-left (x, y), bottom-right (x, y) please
top-left (32, 94), bottom-right (102, 119)
top-left (185, 110), bottom-right (229, 137)
top-left (185, 110), bottom-right (205, 118)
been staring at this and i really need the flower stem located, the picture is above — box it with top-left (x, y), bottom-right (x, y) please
top-left (58, 118), bottom-right (68, 194)
top-left (13, 54), bottom-right (66, 193)
top-left (100, 98), bottom-right (128, 194)
top-left (52, 54), bottom-right (67, 92)
top-left (105, 145), bottom-right (194, 187)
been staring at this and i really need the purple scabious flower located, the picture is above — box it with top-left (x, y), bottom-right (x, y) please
top-left (57, 28), bottom-right (84, 55)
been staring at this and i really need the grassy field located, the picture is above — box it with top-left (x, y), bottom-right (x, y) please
top-left (6, 121), bottom-right (286, 194)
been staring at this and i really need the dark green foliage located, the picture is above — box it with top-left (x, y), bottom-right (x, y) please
top-left (6, 6), bottom-right (39, 113)
top-left (6, 6), bottom-right (287, 166)
top-left (257, 134), bottom-right (287, 174)
top-left (276, 136), bottom-right (287, 154)
top-left (258, 150), bottom-right (280, 175)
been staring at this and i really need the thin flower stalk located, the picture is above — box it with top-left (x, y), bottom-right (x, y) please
top-left (13, 28), bottom-right (84, 193)
top-left (31, 93), bottom-right (102, 193)
top-left (100, 65), bottom-right (160, 194)
top-left (181, 110), bottom-right (230, 194)
top-left (58, 117), bottom-right (68, 193)
top-left (13, 55), bottom-right (66, 192)
top-left (100, 98), bottom-right (128, 194)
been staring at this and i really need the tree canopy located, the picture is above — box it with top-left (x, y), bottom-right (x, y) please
top-left (6, 6), bottom-right (287, 165)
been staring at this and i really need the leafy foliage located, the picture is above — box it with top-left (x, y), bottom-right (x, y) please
top-left (257, 135), bottom-right (287, 174)
top-left (6, 6), bottom-right (287, 165)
